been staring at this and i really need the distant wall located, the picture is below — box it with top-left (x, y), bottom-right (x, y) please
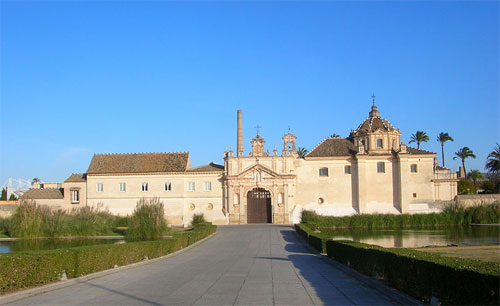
top-left (0, 203), bottom-right (17, 218)
top-left (455, 194), bottom-right (500, 207)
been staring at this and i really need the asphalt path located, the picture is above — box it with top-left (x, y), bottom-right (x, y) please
top-left (6, 225), bottom-right (413, 305)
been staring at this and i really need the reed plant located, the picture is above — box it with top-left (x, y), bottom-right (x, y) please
top-left (8, 200), bottom-right (47, 238)
top-left (69, 205), bottom-right (116, 236)
top-left (191, 213), bottom-right (208, 226)
top-left (126, 198), bottom-right (168, 241)
top-left (301, 201), bottom-right (500, 229)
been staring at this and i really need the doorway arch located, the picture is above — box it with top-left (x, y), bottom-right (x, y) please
top-left (247, 188), bottom-right (272, 223)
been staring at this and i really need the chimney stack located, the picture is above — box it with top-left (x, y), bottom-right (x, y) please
top-left (237, 110), bottom-right (244, 157)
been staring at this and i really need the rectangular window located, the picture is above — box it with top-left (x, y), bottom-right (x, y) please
top-left (141, 183), bottom-right (148, 192)
top-left (96, 183), bottom-right (103, 192)
top-left (377, 139), bottom-right (383, 148)
top-left (204, 182), bottom-right (212, 191)
top-left (344, 165), bottom-right (352, 174)
top-left (71, 190), bottom-right (79, 204)
top-left (411, 164), bottom-right (418, 173)
top-left (119, 183), bottom-right (126, 192)
top-left (164, 182), bottom-right (172, 192)
top-left (377, 162), bottom-right (385, 173)
top-left (413, 193), bottom-right (417, 198)
top-left (188, 182), bottom-right (195, 192)
top-left (40, 183), bottom-right (44, 189)
top-left (319, 168), bottom-right (329, 177)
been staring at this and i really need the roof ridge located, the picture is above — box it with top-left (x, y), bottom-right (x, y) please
top-left (94, 152), bottom-right (189, 156)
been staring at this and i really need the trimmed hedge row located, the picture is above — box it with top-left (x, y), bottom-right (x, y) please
top-left (0, 225), bottom-right (216, 295)
top-left (326, 240), bottom-right (500, 305)
top-left (295, 224), bottom-right (327, 253)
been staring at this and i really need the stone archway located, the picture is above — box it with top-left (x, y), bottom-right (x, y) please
top-left (247, 188), bottom-right (272, 223)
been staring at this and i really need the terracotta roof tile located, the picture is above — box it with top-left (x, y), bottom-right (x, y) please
top-left (21, 188), bottom-right (64, 200)
top-left (306, 138), bottom-right (356, 157)
top-left (407, 147), bottom-right (435, 155)
top-left (65, 173), bottom-right (87, 182)
top-left (86, 152), bottom-right (189, 174)
top-left (187, 162), bottom-right (224, 173)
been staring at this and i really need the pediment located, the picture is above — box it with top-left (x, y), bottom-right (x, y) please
top-left (236, 163), bottom-right (281, 179)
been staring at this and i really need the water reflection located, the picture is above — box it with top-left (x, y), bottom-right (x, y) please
top-left (322, 226), bottom-right (500, 248)
top-left (0, 238), bottom-right (125, 253)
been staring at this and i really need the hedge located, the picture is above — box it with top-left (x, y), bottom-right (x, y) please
top-left (0, 224), bottom-right (216, 295)
top-left (295, 224), bottom-right (327, 253)
top-left (326, 240), bottom-right (500, 305)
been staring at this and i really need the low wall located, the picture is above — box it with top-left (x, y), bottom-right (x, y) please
top-left (0, 204), bottom-right (17, 218)
top-left (456, 194), bottom-right (500, 207)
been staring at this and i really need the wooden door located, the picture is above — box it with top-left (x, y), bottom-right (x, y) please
top-left (247, 188), bottom-right (272, 223)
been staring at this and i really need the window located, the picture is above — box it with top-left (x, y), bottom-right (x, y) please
top-left (141, 183), bottom-right (148, 192)
top-left (411, 164), bottom-right (418, 173)
top-left (319, 168), bottom-right (329, 177)
top-left (40, 184), bottom-right (44, 189)
top-left (164, 182), bottom-right (172, 192)
top-left (344, 165), bottom-right (352, 174)
top-left (413, 193), bottom-right (417, 198)
top-left (377, 139), bottom-right (383, 148)
top-left (119, 183), bottom-right (126, 192)
top-left (377, 162), bottom-right (385, 173)
top-left (71, 190), bottom-right (79, 204)
top-left (188, 182), bottom-right (195, 192)
top-left (204, 182), bottom-right (212, 192)
top-left (96, 183), bottom-right (103, 192)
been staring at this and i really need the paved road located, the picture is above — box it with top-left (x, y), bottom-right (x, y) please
top-left (7, 225), bottom-right (407, 305)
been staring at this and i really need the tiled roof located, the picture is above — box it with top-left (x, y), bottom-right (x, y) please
top-left (356, 116), bottom-right (395, 133)
top-left (187, 162), bottom-right (224, 173)
top-left (21, 188), bottom-right (64, 200)
top-left (87, 152), bottom-right (189, 174)
top-left (65, 173), bottom-right (87, 182)
top-left (306, 138), bottom-right (357, 157)
top-left (407, 147), bottom-right (435, 155)
top-left (435, 165), bottom-right (449, 170)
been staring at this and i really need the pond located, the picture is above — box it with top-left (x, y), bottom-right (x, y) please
top-left (0, 238), bottom-right (126, 254)
top-left (318, 226), bottom-right (500, 248)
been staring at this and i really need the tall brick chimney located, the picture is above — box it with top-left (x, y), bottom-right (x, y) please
top-left (237, 110), bottom-right (244, 157)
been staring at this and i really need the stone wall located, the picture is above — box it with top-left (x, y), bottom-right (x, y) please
top-left (455, 194), bottom-right (500, 207)
top-left (0, 203), bottom-right (17, 218)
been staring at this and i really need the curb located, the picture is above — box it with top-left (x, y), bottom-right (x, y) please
top-left (294, 231), bottom-right (421, 306)
top-left (0, 231), bottom-right (218, 305)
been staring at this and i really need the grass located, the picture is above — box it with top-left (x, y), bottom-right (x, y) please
top-left (126, 198), bottom-right (168, 241)
top-left (301, 201), bottom-right (500, 229)
top-left (415, 245), bottom-right (500, 263)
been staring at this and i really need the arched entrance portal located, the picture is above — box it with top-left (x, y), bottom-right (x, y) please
top-left (247, 188), bottom-right (272, 224)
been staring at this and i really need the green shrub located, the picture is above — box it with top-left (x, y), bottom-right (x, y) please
top-left (68, 205), bottom-right (116, 237)
top-left (114, 215), bottom-right (131, 228)
top-left (0, 217), bottom-right (9, 234)
top-left (295, 224), bottom-right (327, 253)
top-left (9, 200), bottom-right (47, 239)
top-left (301, 202), bottom-right (500, 229)
top-left (126, 198), bottom-right (168, 241)
top-left (0, 224), bottom-right (216, 295)
top-left (326, 240), bottom-right (500, 305)
top-left (191, 213), bottom-right (209, 226)
top-left (458, 180), bottom-right (477, 195)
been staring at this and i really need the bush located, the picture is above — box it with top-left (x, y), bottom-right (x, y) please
top-left (301, 202), bottom-right (500, 229)
top-left (126, 198), bottom-right (168, 241)
top-left (326, 240), bottom-right (500, 305)
top-left (0, 217), bottom-right (8, 234)
top-left (480, 180), bottom-right (498, 194)
top-left (191, 213), bottom-right (208, 226)
top-left (458, 180), bottom-right (477, 195)
top-left (69, 205), bottom-right (116, 237)
top-left (295, 224), bottom-right (327, 253)
top-left (0, 224), bottom-right (216, 295)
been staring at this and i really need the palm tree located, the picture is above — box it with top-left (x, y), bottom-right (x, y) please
top-left (467, 169), bottom-right (483, 188)
top-left (409, 131), bottom-right (429, 149)
top-left (329, 133), bottom-right (341, 138)
top-left (453, 147), bottom-right (476, 177)
top-left (31, 177), bottom-right (41, 186)
top-left (297, 147), bottom-right (308, 158)
top-left (436, 132), bottom-right (454, 167)
top-left (485, 143), bottom-right (500, 174)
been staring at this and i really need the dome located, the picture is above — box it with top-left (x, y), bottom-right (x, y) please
top-left (354, 103), bottom-right (396, 134)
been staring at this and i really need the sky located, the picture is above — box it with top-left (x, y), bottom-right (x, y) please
top-left (0, 1), bottom-right (499, 186)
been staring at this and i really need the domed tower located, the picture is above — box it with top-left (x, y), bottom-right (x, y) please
top-left (351, 98), bottom-right (401, 154)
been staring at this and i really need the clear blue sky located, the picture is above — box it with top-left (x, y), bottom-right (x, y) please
top-left (1, 1), bottom-right (498, 185)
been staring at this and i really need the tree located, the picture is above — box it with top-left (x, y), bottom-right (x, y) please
top-left (467, 170), bottom-right (483, 188)
top-left (0, 188), bottom-right (6, 201)
top-left (31, 178), bottom-right (41, 186)
top-left (8, 194), bottom-right (17, 201)
top-left (297, 147), bottom-right (308, 158)
top-left (453, 147), bottom-right (476, 177)
top-left (409, 131), bottom-right (429, 149)
top-left (329, 133), bottom-right (341, 138)
top-left (436, 132), bottom-right (454, 167)
top-left (485, 143), bottom-right (500, 175)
